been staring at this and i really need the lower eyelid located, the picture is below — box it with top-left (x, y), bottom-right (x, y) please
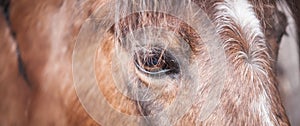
top-left (134, 60), bottom-right (171, 75)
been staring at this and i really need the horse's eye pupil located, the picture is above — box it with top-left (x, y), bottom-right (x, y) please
top-left (145, 55), bottom-right (159, 67)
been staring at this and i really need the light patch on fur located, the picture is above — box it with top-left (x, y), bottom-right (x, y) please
top-left (214, 0), bottom-right (272, 74)
top-left (253, 94), bottom-right (274, 126)
top-left (214, 0), bottom-right (274, 125)
top-left (215, 0), bottom-right (265, 44)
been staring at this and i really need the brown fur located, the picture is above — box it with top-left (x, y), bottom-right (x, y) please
top-left (0, 0), bottom-right (297, 125)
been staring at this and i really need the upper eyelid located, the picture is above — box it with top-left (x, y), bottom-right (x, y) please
top-left (275, 10), bottom-right (288, 35)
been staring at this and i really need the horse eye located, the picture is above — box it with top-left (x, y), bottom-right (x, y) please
top-left (134, 47), bottom-right (180, 75)
top-left (275, 11), bottom-right (288, 44)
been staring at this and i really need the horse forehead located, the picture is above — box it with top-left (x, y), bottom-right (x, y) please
top-left (194, 0), bottom-right (277, 25)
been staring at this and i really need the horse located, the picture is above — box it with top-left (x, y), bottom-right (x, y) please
top-left (0, 0), bottom-right (299, 125)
